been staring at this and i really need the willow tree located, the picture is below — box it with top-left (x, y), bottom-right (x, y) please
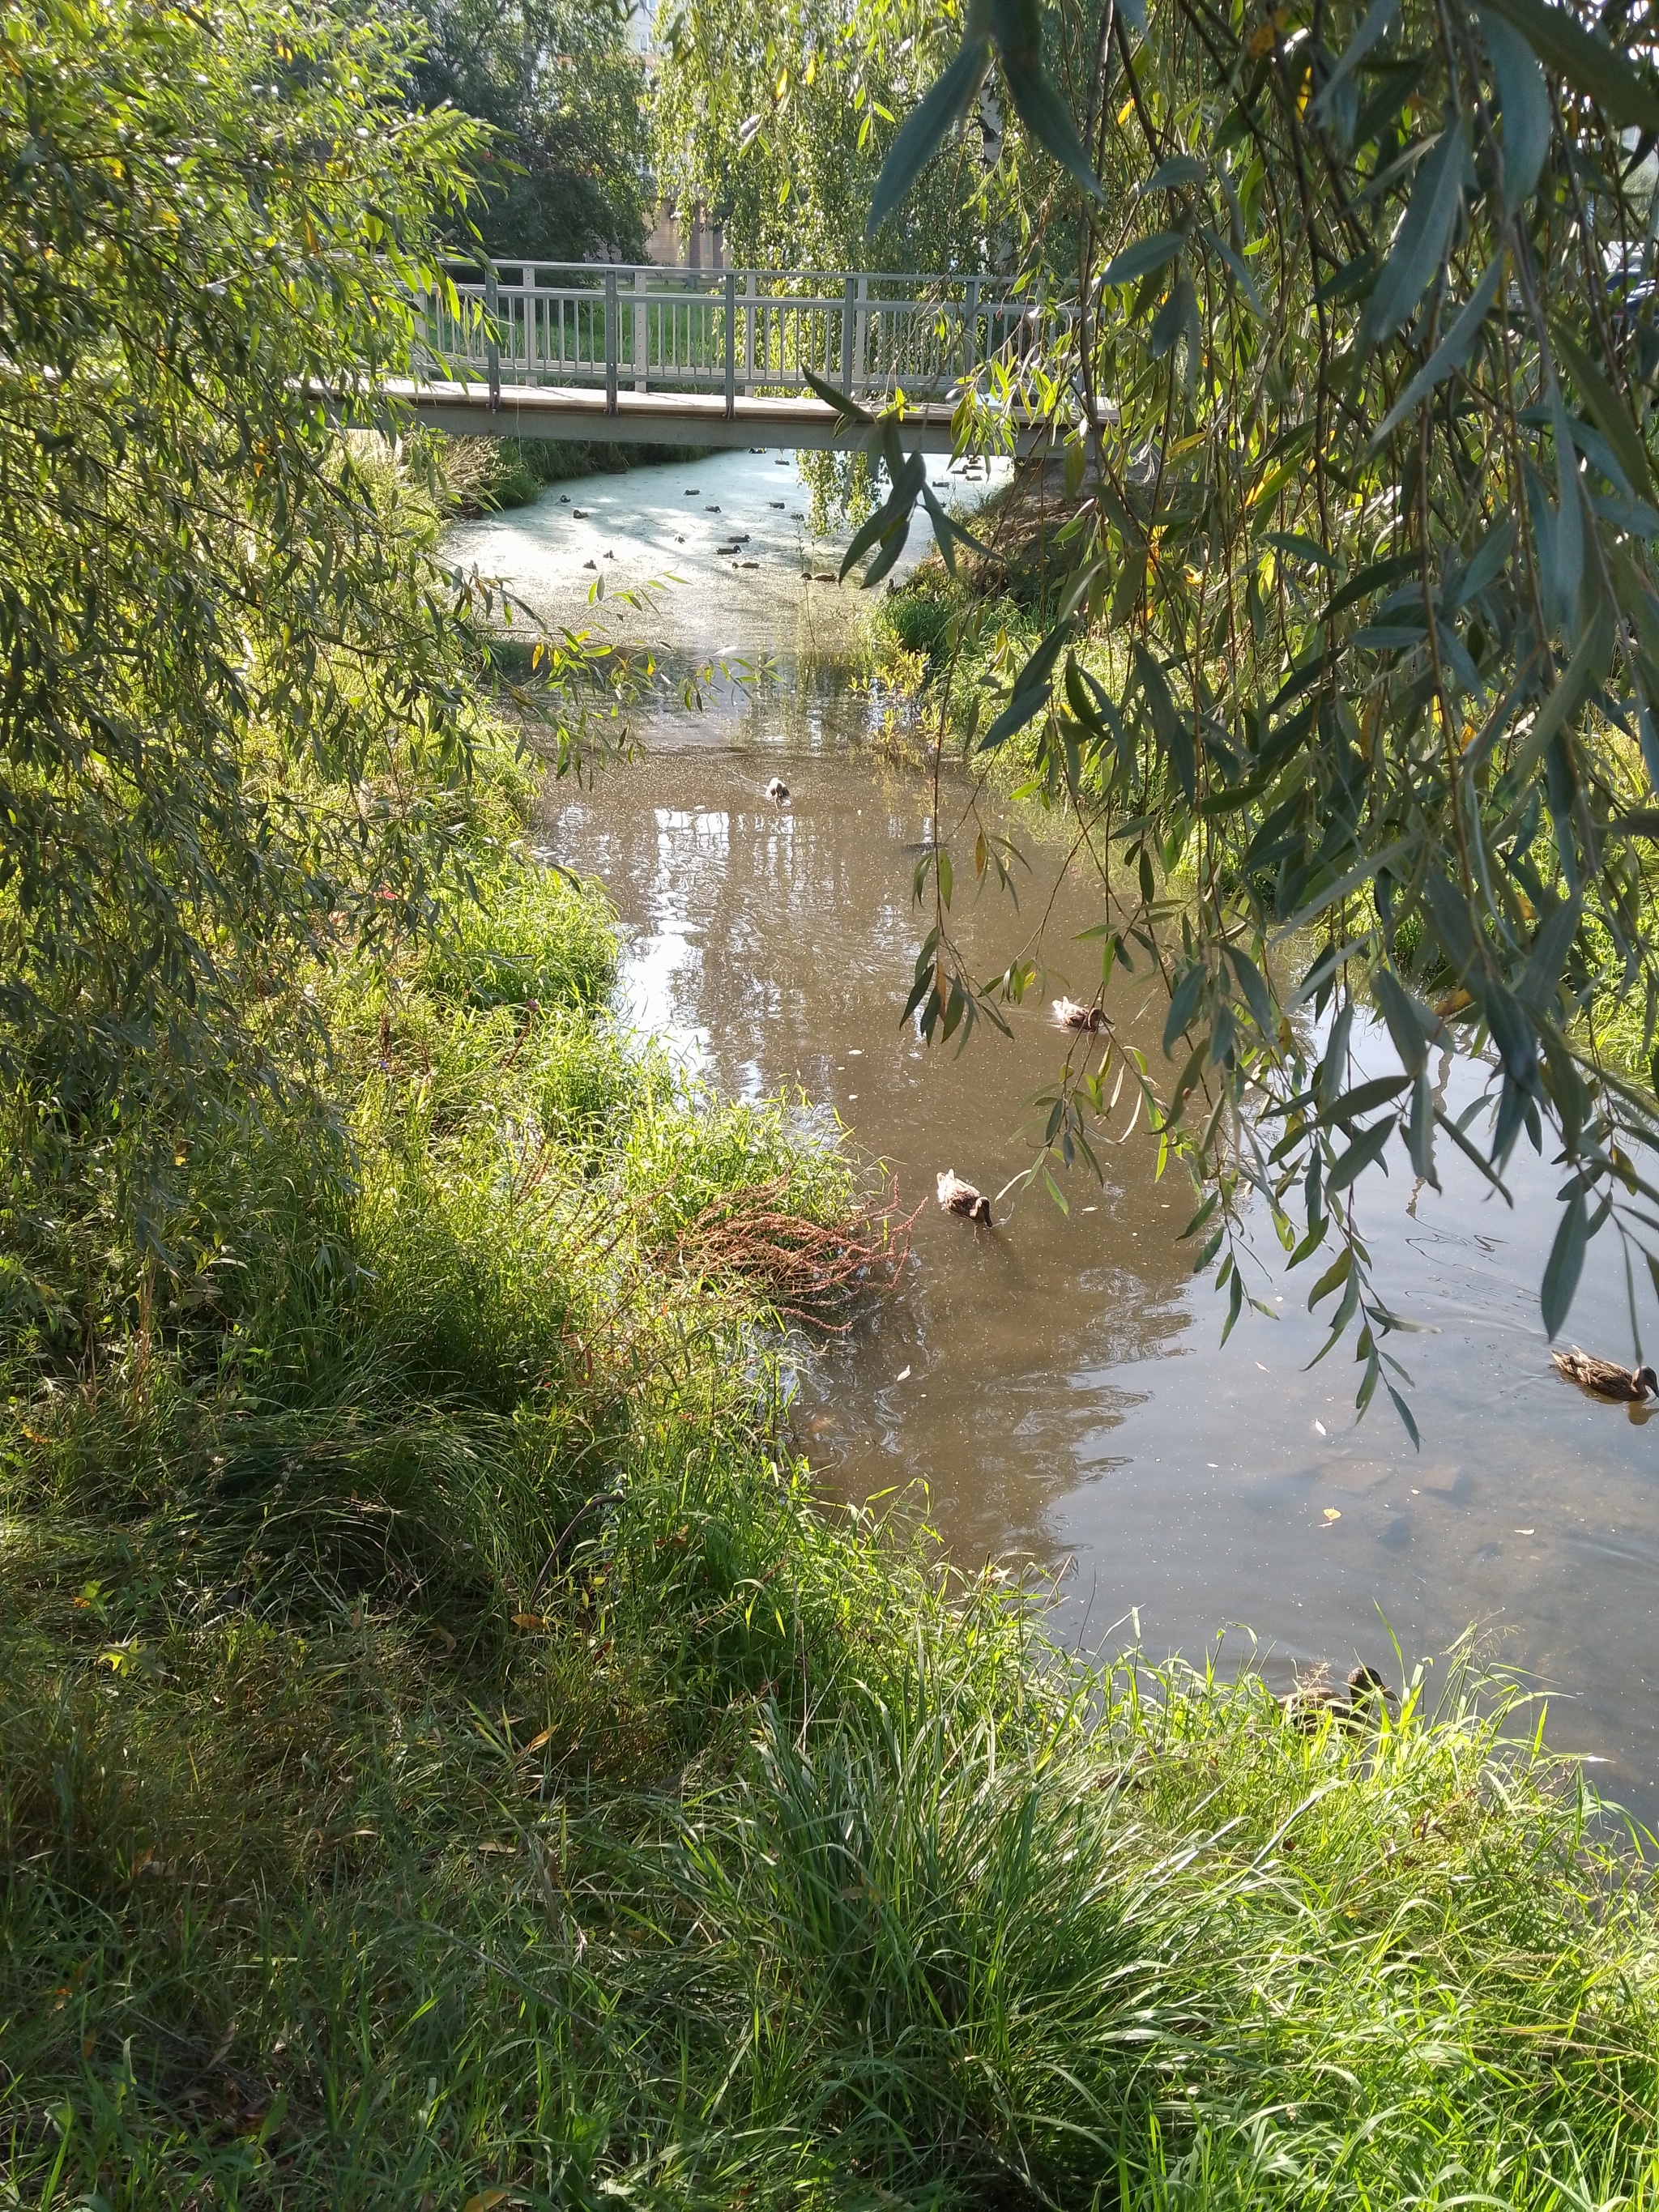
top-left (0, 0), bottom-right (495, 1260)
top-left (652, 0), bottom-right (1026, 270)
top-left (833, 0), bottom-right (1659, 1426)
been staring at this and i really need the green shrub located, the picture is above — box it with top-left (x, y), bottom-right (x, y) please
top-left (882, 586), bottom-right (955, 658)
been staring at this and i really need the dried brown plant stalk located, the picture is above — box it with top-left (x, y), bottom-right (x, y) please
top-left (667, 1177), bottom-right (920, 1330)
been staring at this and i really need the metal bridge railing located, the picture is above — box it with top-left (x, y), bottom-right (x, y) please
top-left (416, 262), bottom-right (1048, 416)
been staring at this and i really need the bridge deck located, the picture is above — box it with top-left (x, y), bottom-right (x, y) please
top-left (394, 377), bottom-right (1051, 455)
top-left (408, 260), bottom-right (1070, 453)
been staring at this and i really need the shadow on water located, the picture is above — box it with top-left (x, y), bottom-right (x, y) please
top-left (463, 448), bottom-right (1659, 1825)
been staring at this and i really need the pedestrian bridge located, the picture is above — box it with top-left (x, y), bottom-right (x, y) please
top-left (407, 260), bottom-right (1056, 454)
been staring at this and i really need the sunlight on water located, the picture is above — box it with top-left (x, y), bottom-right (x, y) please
top-left (462, 460), bottom-right (1659, 1822)
top-left (445, 444), bottom-right (1010, 652)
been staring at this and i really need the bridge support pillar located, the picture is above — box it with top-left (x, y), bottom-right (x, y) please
top-left (723, 271), bottom-right (736, 420)
top-left (484, 261), bottom-right (501, 413)
top-left (604, 268), bottom-right (618, 416)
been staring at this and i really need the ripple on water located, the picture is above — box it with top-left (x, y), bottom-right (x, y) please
top-left (468, 491), bottom-right (1659, 1823)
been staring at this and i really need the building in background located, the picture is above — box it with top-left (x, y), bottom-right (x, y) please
top-left (645, 202), bottom-right (724, 266)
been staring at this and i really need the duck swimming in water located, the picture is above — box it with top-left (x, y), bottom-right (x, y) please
top-left (766, 777), bottom-right (790, 803)
top-left (1052, 997), bottom-right (1107, 1033)
top-left (1550, 1346), bottom-right (1659, 1401)
top-left (936, 1170), bottom-right (992, 1224)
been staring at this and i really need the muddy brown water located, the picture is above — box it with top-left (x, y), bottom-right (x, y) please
top-left (465, 446), bottom-right (1659, 1822)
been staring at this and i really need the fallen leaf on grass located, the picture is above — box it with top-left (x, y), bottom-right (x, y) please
top-left (510, 1612), bottom-right (544, 1630)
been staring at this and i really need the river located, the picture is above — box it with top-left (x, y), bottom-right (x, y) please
top-left (449, 445), bottom-right (1659, 1823)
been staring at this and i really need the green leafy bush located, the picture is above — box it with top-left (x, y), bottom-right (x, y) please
top-left (882, 586), bottom-right (956, 659)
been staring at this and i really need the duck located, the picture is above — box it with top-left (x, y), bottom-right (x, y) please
top-left (1345, 1664), bottom-right (1397, 1721)
top-left (1053, 996), bottom-right (1107, 1034)
top-left (1282, 1664), bottom-right (1397, 1734)
top-left (936, 1170), bottom-right (992, 1224)
top-left (766, 777), bottom-right (790, 803)
top-left (1281, 1677), bottom-right (1345, 1733)
top-left (1550, 1346), bottom-right (1659, 1401)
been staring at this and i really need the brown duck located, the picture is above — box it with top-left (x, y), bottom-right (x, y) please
top-left (1052, 997), bottom-right (1107, 1034)
top-left (936, 1170), bottom-right (992, 1225)
top-left (1550, 1347), bottom-right (1659, 1402)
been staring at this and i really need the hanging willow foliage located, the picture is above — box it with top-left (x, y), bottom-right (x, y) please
top-left (0, 0), bottom-right (500, 1250)
top-left (854, 0), bottom-right (1659, 1427)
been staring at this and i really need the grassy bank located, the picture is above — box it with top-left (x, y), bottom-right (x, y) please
top-left (868, 459), bottom-right (1089, 769)
top-left (4, 737), bottom-right (1659, 2206)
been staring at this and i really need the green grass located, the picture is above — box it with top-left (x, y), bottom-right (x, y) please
top-left (4, 797), bottom-right (1659, 2207)
top-left (420, 861), bottom-right (620, 1013)
top-left (872, 557), bottom-right (1092, 795)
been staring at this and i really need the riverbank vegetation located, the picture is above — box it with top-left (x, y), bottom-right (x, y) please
top-left (9, 889), bottom-right (1659, 2201)
top-left (10, 2), bottom-right (1659, 2203)
top-left (871, 465), bottom-right (1072, 740)
top-left (7, 794), bottom-right (1659, 2202)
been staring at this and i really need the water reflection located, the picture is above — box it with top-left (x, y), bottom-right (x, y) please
top-left (544, 739), bottom-right (1659, 1820)
top-left (448, 440), bottom-right (1659, 1821)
